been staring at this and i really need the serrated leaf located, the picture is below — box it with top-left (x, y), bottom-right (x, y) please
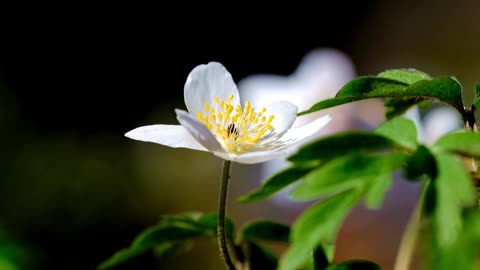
top-left (246, 242), bottom-right (278, 270)
top-left (375, 117), bottom-right (418, 150)
top-left (326, 260), bottom-right (382, 270)
top-left (404, 145), bottom-right (437, 180)
top-left (432, 153), bottom-right (477, 247)
top-left (279, 190), bottom-right (362, 270)
top-left (299, 77), bottom-right (464, 117)
top-left (434, 131), bottom-right (480, 159)
top-left (364, 174), bottom-right (392, 209)
top-left (291, 153), bottom-right (407, 201)
top-left (377, 68), bottom-right (431, 84)
top-left (238, 165), bottom-right (313, 202)
top-left (289, 132), bottom-right (402, 164)
top-left (242, 220), bottom-right (290, 243)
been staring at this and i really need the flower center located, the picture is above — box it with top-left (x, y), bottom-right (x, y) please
top-left (196, 95), bottom-right (275, 153)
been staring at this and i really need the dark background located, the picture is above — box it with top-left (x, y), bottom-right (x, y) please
top-left (1, 2), bottom-right (479, 269)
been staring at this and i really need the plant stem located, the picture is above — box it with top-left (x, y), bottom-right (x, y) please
top-left (218, 160), bottom-right (236, 270)
top-left (393, 182), bottom-right (427, 270)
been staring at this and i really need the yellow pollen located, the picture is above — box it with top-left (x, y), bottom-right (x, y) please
top-left (197, 95), bottom-right (276, 154)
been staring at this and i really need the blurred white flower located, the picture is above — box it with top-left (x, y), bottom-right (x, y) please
top-left (125, 62), bottom-right (331, 164)
top-left (238, 49), bottom-right (365, 205)
top-left (404, 106), bottom-right (462, 145)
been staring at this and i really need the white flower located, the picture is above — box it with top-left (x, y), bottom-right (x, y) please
top-left (125, 62), bottom-right (331, 164)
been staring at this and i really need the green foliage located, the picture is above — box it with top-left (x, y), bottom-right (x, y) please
top-left (238, 165), bottom-right (314, 202)
top-left (279, 190), bottom-right (362, 270)
top-left (473, 82), bottom-right (480, 108)
top-left (290, 153), bottom-right (407, 201)
top-left (244, 242), bottom-right (278, 270)
top-left (98, 213), bottom-right (234, 269)
top-left (288, 132), bottom-right (404, 163)
top-left (242, 220), bottom-right (290, 243)
top-left (299, 69), bottom-right (464, 119)
top-left (434, 131), bottom-right (480, 159)
top-left (429, 153), bottom-right (476, 247)
top-left (364, 174), bottom-right (393, 209)
top-left (375, 117), bottom-right (418, 149)
top-left (404, 145), bottom-right (437, 180)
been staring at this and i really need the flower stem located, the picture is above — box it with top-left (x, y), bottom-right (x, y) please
top-left (393, 182), bottom-right (427, 270)
top-left (218, 160), bottom-right (236, 270)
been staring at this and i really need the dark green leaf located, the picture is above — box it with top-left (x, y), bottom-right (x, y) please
top-left (246, 242), bottom-right (278, 270)
top-left (291, 153), bottom-right (407, 201)
top-left (238, 165), bottom-right (313, 203)
top-left (279, 190), bottom-right (362, 270)
top-left (242, 220), bottom-right (290, 243)
top-left (404, 145), bottom-right (437, 180)
top-left (432, 153), bottom-right (477, 247)
top-left (364, 174), bottom-right (392, 209)
top-left (377, 68), bottom-right (431, 84)
top-left (375, 117), bottom-right (418, 150)
top-left (289, 132), bottom-right (402, 164)
top-left (299, 77), bottom-right (464, 117)
top-left (97, 246), bottom-right (152, 269)
top-left (326, 260), bottom-right (381, 270)
top-left (434, 131), bottom-right (480, 159)
top-left (313, 245), bottom-right (329, 270)
top-left (473, 82), bottom-right (480, 107)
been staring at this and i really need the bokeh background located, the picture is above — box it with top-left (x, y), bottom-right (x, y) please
top-left (1, 1), bottom-right (479, 269)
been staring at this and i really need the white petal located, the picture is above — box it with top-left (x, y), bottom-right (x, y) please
top-left (184, 62), bottom-right (240, 116)
top-left (213, 148), bottom-right (296, 164)
top-left (280, 115), bottom-right (332, 143)
top-left (175, 109), bottom-right (225, 153)
top-left (264, 101), bottom-right (298, 136)
top-left (125, 124), bottom-right (207, 151)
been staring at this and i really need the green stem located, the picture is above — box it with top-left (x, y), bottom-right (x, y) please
top-left (393, 182), bottom-right (427, 270)
top-left (218, 160), bottom-right (236, 270)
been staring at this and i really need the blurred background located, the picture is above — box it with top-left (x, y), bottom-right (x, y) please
top-left (1, 1), bottom-right (479, 269)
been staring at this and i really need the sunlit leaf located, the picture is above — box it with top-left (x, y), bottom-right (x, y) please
top-left (364, 174), bottom-right (392, 209)
top-left (377, 68), bottom-right (431, 84)
top-left (375, 117), bottom-right (418, 150)
top-left (291, 153), bottom-right (407, 201)
top-left (279, 190), bottom-right (362, 270)
top-left (242, 220), bottom-right (290, 243)
top-left (434, 131), bottom-right (480, 159)
top-left (238, 165), bottom-right (313, 202)
top-left (289, 132), bottom-right (402, 164)
top-left (299, 77), bottom-right (464, 117)
top-left (432, 153), bottom-right (477, 247)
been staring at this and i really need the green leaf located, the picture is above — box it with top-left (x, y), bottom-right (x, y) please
top-left (99, 213), bottom-right (234, 269)
top-left (291, 153), bottom-right (407, 201)
top-left (426, 210), bottom-right (480, 270)
top-left (289, 132), bottom-right (402, 164)
top-left (434, 131), bottom-right (480, 159)
top-left (246, 242), bottom-right (278, 270)
top-left (364, 174), bottom-right (392, 209)
top-left (279, 190), bottom-right (362, 270)
top-left (473, 82), bottom-right (480, 107)
top-left (375, 117), bottom-right (418, 150)
top-left (242, 220), bottom-right (290, 243)
top-left (377, 68), bottom-right (431, 84)
top-left (238, 165), bottom-right (313, 202)
top-left (299, 77), bottom-right (464, 117)
top-left (404, 145), bottom-right (437, 180)
top-left (432, 153), bottom-right (477, 247)
top-left (326, 260), bottom-right (382, 270)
